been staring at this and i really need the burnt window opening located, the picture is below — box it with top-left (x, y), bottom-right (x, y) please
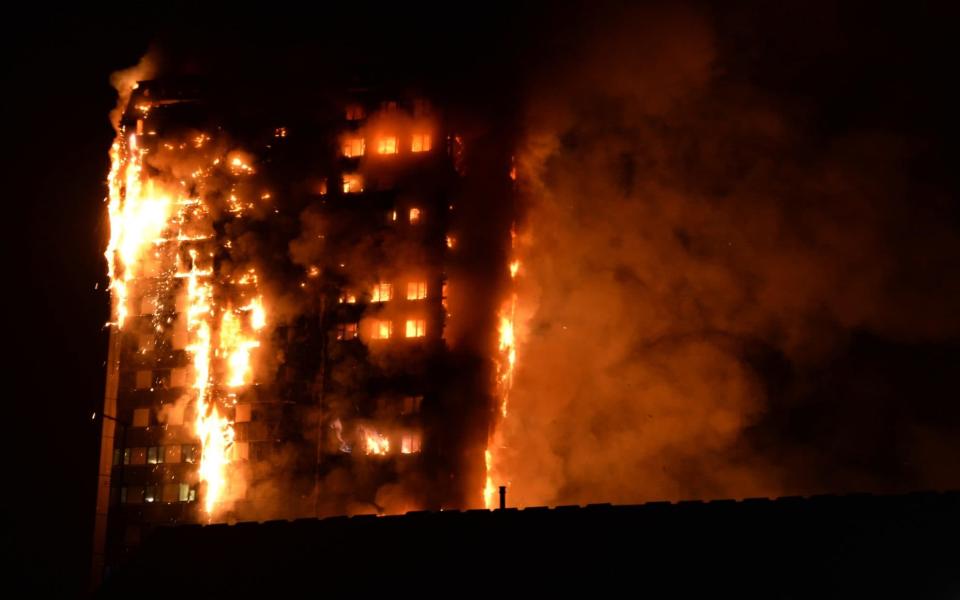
top-left (182, 444), bottom-right (198, 464)
top-left (409, 207), bottom-right (421, 224)
top-left (342, 173), bottom-right (363, 194)
top-left (401, 431), bottom-right (422, 454)
top-left (345, 104), bottom-right (365, 121)
top-left (371, 282), bottom-right (393, 303)
top-left (337, 322), bottom-right (359, 340)
top-left (342, 136), bottom-right (365, 158)
top-left (402, 395), bottom-right (424, 415)
top-left (371, 319), bottom-right (393, 340)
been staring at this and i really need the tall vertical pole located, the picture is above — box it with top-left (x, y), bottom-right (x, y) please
top-left (91, 325), bottom-right (121, 590)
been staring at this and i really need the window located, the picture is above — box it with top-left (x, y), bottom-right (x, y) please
top-left (178, 483), bottom-right (196, 502)
top-left (402, 395), bottom-right (423, 415)
top-left (123, 448), bottom-right (131, 465)
top-left (401, 432), bottom-right (422, 454)
top-left (377, 136), bottom-right (399, 155)
top-left (345, 104), bottom-right (365, 121)
top-left (113, 448), bottom-right (122, 466)
top-left (371, 320), bottom-right (393, 340)
top-left (315, 178), bottom-right (328, 196)
top-left (139, 295), bottom-right (156, 316)
top-left (338, 292), bottom-right (357, 304)
top-left (274, 127), bottom-right (288, 138)
top-left (234, 441), bottom-right (250, 461)
top-left (337, 323), bottom-right (358, 340)
top-left (413, 99), bottom-right (430, 117)
top-left (389, 209), bottom-right (398, 222)
top-left (144, 485), bottom-right (157, 503)
top-left (124, 486), bottom-right (144, 505)
top-left (371, 282), bottom-right (393, 303)
top-left (164, 445), bottom-right (182, 464)
top-left (235, 403), bottom-right (251, 423)
top-left (342, 136), bottom-right (365, 158)
top-left (135, 370), bottom-right (152, 390)
top-left (411, 133), bottom-right (432, 153)
top-left (147, 446), bottom-right (163, 465)
top-left (405, 319), bottom-right (426, 338)
top-left (162, 483), bottom-right (180, 503)
top-left (182, 444), bottom-right (198, 464)
top-left (409, 207), bottom-right (421, 224)
top-left (132, 408), bottom-right (150, 427)
top-left (380, 100), bottom-right (398, 112)
top-left (169, 368), bottom-right (187, 389)
top-left (342, 173), bottom-right (363, 194)
top-left (407, 281), bottom-right (427, 300)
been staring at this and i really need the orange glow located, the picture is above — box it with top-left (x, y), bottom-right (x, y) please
top-left (342, 135), bottom-right (365, 157)
top-left (377, 136), bottom-right (398, 155)
top-left (342, 173), bottom-right (363, 194)
top-left (411, 133), bottom-right (432, 153)
top-left (360, 426), bottom-right (390, 455)
top-left (409, 207), bottom-right (421, 223)
top-left (407, 281), bottom-right (427, 300)
top-left (371, 320), bottom-right (393, 340)
top-left (371, 282), bottom-right (392, 302)
top-left (405, 318), bottom-right (426, 338)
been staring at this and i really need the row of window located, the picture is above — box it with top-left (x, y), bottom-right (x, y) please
top-left (114, 444), bottom-right (198, 466)
top-left (336, 318), bottom-right (428, 341)
top-left (341, 133), bottom-right (432, 158)
top-left (344, 99), bottom-right (431, 122)
top-left (362, 280), bottom-right (428, 304)
top-left (119, 482), bottom-right (196, 505)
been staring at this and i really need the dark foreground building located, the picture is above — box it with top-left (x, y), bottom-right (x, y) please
top-left (97, 491), bottom-right (959, 597)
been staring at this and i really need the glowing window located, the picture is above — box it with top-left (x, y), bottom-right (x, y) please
top-left (407, 281), bottom-right (427, 300)
top-left (178, 483), bottom-right (194, 502)
top-left (144, 485), bottom-right (157, 503)
top-left (147, 446), bottom-right (163, 465)
top-left (130, 448), bottom-right (147, 465)
top-left (342, 136), bottom-right (365, 157)
top-left (371, 320), bottom-right (393, 340)
top-left (315, 178), bottom-right (328, 196)
top-left (182, 444), bottom-right (198, 464)
top-left (342, 173), bottom-right (363, 194)
top-left (235, 404), bottom-right (251, 423)
top-left (409, 207), bottom-right (421, 223)
top-left (405, 319), bottom-right (426, 338)
top-left (411, 134), bottom-right (432, 153)
top-left (377, 136), bottom-right (399, 155)
top-left (338, 292), bottom-right (357, 304)
top-left (371, 283), bottom-right (393, 303)
top-left (337, 323), bottom-right (358, 340)
top-left (346, 104), bottom-right (365, 121)
top-left (401, 432), bottom-right (422, 454)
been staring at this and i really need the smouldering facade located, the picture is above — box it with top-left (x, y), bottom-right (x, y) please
top-left (93, 77), bottom-right (513, 580)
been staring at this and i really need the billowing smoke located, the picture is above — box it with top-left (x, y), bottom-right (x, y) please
top-left (500, 4), bottom-right (960, 505)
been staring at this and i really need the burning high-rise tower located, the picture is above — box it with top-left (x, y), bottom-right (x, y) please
top-left (92, 74), bottom-right (517, 583)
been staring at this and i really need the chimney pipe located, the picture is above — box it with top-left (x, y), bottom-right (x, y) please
top-left (498, 485), bottom-right (506, 510)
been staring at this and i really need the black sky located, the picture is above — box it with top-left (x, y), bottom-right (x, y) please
top-left (5, 2), bottom-right (959, 595)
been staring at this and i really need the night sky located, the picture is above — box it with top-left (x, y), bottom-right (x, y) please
top-left (6, 3), bottom-right (959, 595)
